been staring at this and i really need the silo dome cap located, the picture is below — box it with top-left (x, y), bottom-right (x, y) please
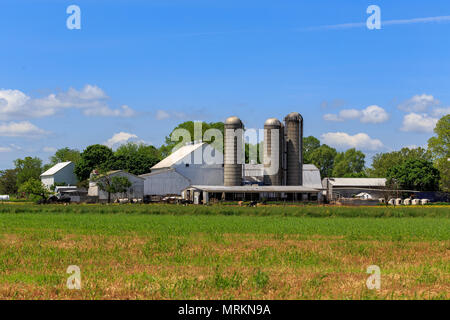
top-left (225, 116), bottom-right (243, 125)
top-left (284, 112), bottom-right (303, 121)
top-left (264, 118), bottom-right (281, 126)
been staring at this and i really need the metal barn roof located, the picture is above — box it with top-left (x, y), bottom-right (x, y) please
top-left (185, 185), bottom-right (321, 193)
top-left (40, 161), bottom-right (73, 177)
top-left (151, 142), bottom-right (207, 170)
top-left (325, 178), bottom-right (386, 187)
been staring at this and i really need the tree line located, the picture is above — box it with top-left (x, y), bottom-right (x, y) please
top-left (0, 115), bottom-right (448, 197)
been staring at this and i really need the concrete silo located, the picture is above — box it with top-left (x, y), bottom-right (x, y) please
top-left (284, 112), bottom-right (303, 186)
top-left (263, 118), bottom-right (282, 185)
top-left (224, 116), bottom-right (244, 186)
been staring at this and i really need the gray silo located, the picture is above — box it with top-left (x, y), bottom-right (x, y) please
top-left (224, 116), bottom-right (244, 186)
top-left (284, 112), bottom-right (303, 185)
top-left (263, 118), bottom-right (282, 185)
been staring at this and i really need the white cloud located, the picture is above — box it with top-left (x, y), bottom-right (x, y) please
top-left (0, 147), bottom-right (12, 152)
top-left (323, 105), bottom-right (388, 124)
top-left (156, 110), bottom-right (170, 120)
top-left (321, 132), bottom-right (384, 151)
top-left (360, 105), bottom-right (390, 123)
top-left (0, 121), bottom-right (48, 137)
top-left (398, 94), bottom-right (439, 112)
top-left (43, 147), bottom-right (57, 153)
top-left (155, 109), bottom-right (188, 121)
top-left (431, 107), bottom-right (450, 117)
top-left (0, 85), bottom-right (136, 120)
top-left (104, 132), bottom-right (138, 148)
top-left (401, 113), bottom-right (438, 133)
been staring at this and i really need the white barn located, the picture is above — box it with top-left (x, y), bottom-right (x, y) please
top-left (40, 161), bottom-right (78, 190)
top-left (88, 170), bottom-right (144, 202)
top-left (140, 142), bottom-right (224, 196)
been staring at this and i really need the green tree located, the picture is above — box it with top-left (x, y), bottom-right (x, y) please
top-left (96, 175), bottom-right (132, 203)
top-left (309, 144), bottom-right (337, 178)
top-left (18, 178), bottom-right (50, 201)
top-left (332, 148), bottom-right (366, 177)
top-left (303, 136), bottom-right (321, 164)
top-left (0, 169), bottom-right (18, 195)
top-left (160, 121), bottom-right (224, 157)
top-left (14, 157), bottom-right (43, 188)
top-left (427, 114), bottom-right (450, 192)
top-left (74, 144), bottom-right (115, 181)
top-left (245, 142), bottom-right (263, 164)
top-left (368, 147), bottom-right (432, 178)
top-left (114, 143), bottom-right (161, 175)
top-left (50, 148), bottom-right (81, 165)
top-left (387, 159), bottom-right (440, 191)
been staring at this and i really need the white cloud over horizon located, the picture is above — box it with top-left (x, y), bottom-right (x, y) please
top-left (398, 94), bottom-right (440, 113)
top-left (104, 132), bottom-right (139, 148)
top-left (321, 132), bottom-right (384, 151)
top-left (323, 105), bottom-right (389, 124)
top-left (401, 113), bottom-right (439, 133)
top-left (0, 121), bottom-right (48, 137)
top-left (0, 85), bottom-right (136, 120)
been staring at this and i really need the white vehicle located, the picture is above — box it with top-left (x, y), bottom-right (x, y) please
top-left (0, 195), bottom-right (10, 201)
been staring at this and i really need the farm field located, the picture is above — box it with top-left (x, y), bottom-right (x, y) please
top-left (0, 204), bottom-right (449, 300)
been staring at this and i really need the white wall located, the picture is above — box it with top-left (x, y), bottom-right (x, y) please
top-left (90, 171), bottom-right (144, 201)
top-left (143, 170), bottom-right (190, 196)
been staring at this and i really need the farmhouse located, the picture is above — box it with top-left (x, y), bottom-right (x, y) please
top-left (40, 161), bottom-right (78, 190)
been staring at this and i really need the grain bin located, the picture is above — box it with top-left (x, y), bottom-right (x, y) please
top-left (284, 112), bottom-right (303, 185)
top-left (224, 116), bottom-right (244, 186)
top-left (263, 118), bottom-right (282, 185)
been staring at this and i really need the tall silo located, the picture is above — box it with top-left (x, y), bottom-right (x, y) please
top-left (284, 112), bottom-right (303, 185)
top-left (224, 116), bottom-right (244, 186)
top-left (263, 118), bottom-right (282, 185)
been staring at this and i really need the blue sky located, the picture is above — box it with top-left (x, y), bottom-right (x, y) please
top-left (1, 0), bottom-right (450, 169)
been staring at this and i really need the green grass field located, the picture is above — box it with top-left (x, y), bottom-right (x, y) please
top-left (0, 204), bottom-right (448, 299)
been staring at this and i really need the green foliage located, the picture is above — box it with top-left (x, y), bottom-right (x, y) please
top-left (332, 148), bottom-right (365, 177)
top-left (303, 136), bottom-right (321, 164)
top-left (387, 159), bottom-right (440, 191)
top-left (114, 143), bottom-right (161, 175)
top-left (50, 148), bottom-right (81, 165)
top-left (50, 182), bottom-right (67, 192)
top-left (14, 157), bottom-right (43, 188)
top-left (0, 169), bottom-right (18, 195)
top-left (18, 178), bottom-right (50, 201)
top-left (427, 115), bottom-right (450, 192)
top-left (96, 174), bottom-right (132, 203)
top-left (74, 144), bottom-right (115, 181)
top-left (160, 121), bottom-right (224, 157)
top-left (369, 147), bottom-right (432, 178)
top-left (245, 142), bottom-right (263, 164)
top-left (309, 144), bottom-right (337, 178)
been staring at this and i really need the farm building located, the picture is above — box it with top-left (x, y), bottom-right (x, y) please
top-left (88, 170), bottom-right (144, 202)
top-left (40, 161), bottom-right (78, 190)
top-left (322, 178), bottom-right (387, 201)
top-left (140, 142), bottom-right (224, 196)
top-left (144, 114), bottom-right (325, 203)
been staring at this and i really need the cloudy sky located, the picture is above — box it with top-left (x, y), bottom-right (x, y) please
top-left (1, 0), bottom-right (449, 169)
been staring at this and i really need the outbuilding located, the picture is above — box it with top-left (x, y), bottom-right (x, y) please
top-left (40, 161), bottom-right (78, 190)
